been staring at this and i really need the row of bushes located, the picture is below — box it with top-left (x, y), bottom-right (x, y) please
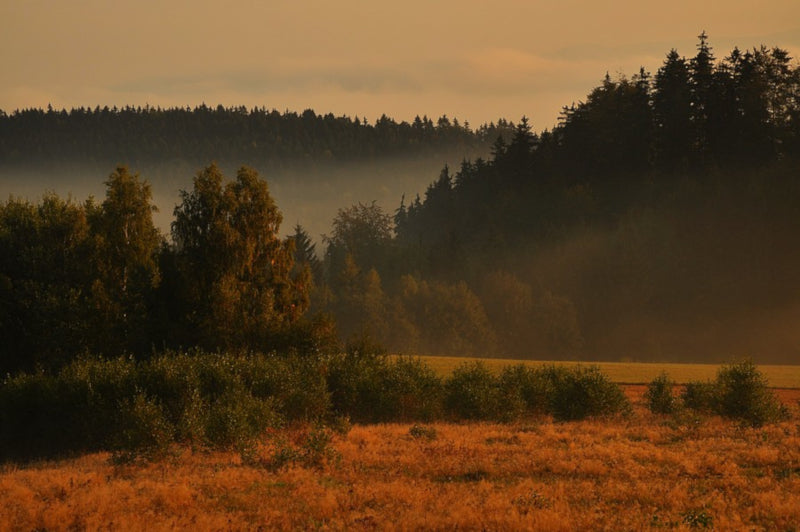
top-left (0, 351), bottom-right (631, 461)
top-left (1, 354), bottom-right (787, 461)
top-left (646, 359), bottom-right (788, 426)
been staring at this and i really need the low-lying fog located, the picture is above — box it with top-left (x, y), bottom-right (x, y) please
top-left (0, 157), bottom-right (443, 244)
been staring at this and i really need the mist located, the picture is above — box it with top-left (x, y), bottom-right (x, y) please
top-left (0, 155), bottom-right (451, 246)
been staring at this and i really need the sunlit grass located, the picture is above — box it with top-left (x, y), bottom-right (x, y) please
top-left (3, 399), bottom-right (800, 530)
top-left (411, 355), bottom-right (800, 388)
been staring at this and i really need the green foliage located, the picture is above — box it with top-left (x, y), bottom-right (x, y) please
top-left (396, 276), bottom-right (496, 356)
top-left (681, 508), bottom-right (714, 529)
top-left (111, 392), bottom-right (173, 464)
top-left (646, 372), bottom-right (680, 414)
top-left (682, 381), bottom-right (717, 412)
top-left (203, 389), bottom-right (279, 451)
top-left (0, 106), bottom-right (499, 168)
top-left (170, 164), bottom-right (309, 351)
top-left (444, 362), bottom-right (501, 420)
top-left (498, 364), bottom-right (551, 417)
top-left (543, 365), bottom-right (631, 421)
top-left (713, 359), bottom-right (786, 426)
top-left (327, 350), bottom-right (442, 423)
top-left (682, 360), bottom-right (787, 426)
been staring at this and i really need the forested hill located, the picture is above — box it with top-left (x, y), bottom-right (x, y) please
top-left (322, 35), bottom-right (800, 364)
top-left (0, 105), bottom-right (512, 170)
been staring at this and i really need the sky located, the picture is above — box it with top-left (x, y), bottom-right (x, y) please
top-left (2, 1), bottom-right (800, 132)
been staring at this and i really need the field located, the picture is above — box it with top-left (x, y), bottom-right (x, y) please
top-left (2, 389), bottom-right (800, 530)
top-left (416, 355), bottom-right (800, 389)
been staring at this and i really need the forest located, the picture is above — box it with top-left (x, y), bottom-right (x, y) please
top-left (2, 34), bottom-right (800, 375)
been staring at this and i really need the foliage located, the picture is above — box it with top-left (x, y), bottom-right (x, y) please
top-left (542, 365), bottom-right (631, 421)
top-left (645, 372), bottom-right (680, 414)
top-left (713, 359), bottom-right (786, 426)
top-left (0, 106), bottom-right (507, 168)
top-left (170, 164), bottom-right (309, 351)
top-left (327, 350), bottom-right (442, 423)
top-left (682, 381), bottom-right (717, 412)
top-left (682, 360), bottom-right (787, 426)
top-left (0, 169), bottom-right (162, 373)
top-left (444, 362), bottom-right (502, 420)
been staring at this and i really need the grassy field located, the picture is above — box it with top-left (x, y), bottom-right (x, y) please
top-left (3, 396), bottom-right (800, 530)
top-left (414, 355), bottom-right (800, 388)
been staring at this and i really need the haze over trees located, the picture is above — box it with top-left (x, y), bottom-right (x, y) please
top-left (2, 34), bottom-right (800, 372)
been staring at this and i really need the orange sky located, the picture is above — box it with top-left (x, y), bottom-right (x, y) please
top-left (2, 0), bottom-right (799, 131)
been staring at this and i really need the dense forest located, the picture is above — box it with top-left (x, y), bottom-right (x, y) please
top-left (0, 104), bottom-right (510, 170)
top-left (3, 34), bottom-right (800, 373)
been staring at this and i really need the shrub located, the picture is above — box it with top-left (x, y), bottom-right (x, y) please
top-left (499, 365), bottom-right (551, 418)
top-left (645, 372), bottom-right (679, 414)
top-left (327, 352), bottom-right (443, 423)
top-left (682, 380), bottom-right (716, 412)
top-left (714, 359), bottom-right (785, 426)
top-left (0, 372), bottom-right (88, 460)
top-left (243, 353), bottom-right (330, 422)
top-left (204, 388), bottom-right (280, 451)
top-left (111, 392), bottom-right (173, 463)
top-left (544, 365), bottom-right (630, 421)
top-left (444, 362), bottom-right (501, 420)
top-left (379, 357), bottom-right (443, 421)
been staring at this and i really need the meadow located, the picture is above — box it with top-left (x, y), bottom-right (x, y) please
top-left (2, 355), bottom-right (799, 530)
top-left (2, 397), bottom-right (800, 530)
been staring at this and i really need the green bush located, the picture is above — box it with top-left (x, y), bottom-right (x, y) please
top-left (645, 372), bottom-right (679, 414)
top-left (204, 389), bottom-right (279, 450)
top-left (241, 353), bottom-right (330, 422)
top-left (111, 392), bottom-right (173, 463)
top-left (327, 353), bottom-right (442, 423)
top-left (682, 380), bottom-right (716, 412)
top-left (0, 372), bottom-right (87, 460)
top-left (681, 360), bottom-right (786, 426)
top-left (544, 365), bottom-right (630, 421)
top-left (444, 362), bottom-right (501, 420)
top-left (499, 365), bottom-right (551, 419)
top-left (714, 359), bottom-right (786, 426)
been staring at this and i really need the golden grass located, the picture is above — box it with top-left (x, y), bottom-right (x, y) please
top-left (2, 396), bottom-right (800, 530)
top-left (414, 355), bottom-right (800, 388)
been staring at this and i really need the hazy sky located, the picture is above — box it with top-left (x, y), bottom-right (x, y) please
top-left (2, 1), bottom-right (800, 131)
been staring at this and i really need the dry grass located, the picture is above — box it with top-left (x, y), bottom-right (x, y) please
top-left (415, 355), bottom-right (800, 388)
top-left (2, 394), bottom-right (800, 531)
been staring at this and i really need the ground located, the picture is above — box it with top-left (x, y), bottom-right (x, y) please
top-left (2, 388), bottom-right (800, 531)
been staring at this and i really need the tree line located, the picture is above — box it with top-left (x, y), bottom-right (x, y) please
top-left (0, 165), bottom-right (322, 374)
top-left (0, 104), bottom-right (514, 170)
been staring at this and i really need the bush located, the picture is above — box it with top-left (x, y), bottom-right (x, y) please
top-left (714, 359), bottom-right (786, 426)
top-left (204, 389), bottom-right (280, 451)
top-left (327, 352), bottom-right (443, 423)
top-left (242, 353), bottom-right (330, 422)
top-left (111, 392), bottom-right (173, 463)
top-left (682, 380), bottom-right (716, 412)
top-left (0, 372), bottom-right (88, 460)
top-left (681, 360), bottom-right (787, 426)
top-left (499, 365), bottom-right (551, 418)
top-left (646, 372), bottom-right (679, 414)
top-left (544, 365), bottom-right (630, 421)
top-left (444, 362), bottom-right (501, 420)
